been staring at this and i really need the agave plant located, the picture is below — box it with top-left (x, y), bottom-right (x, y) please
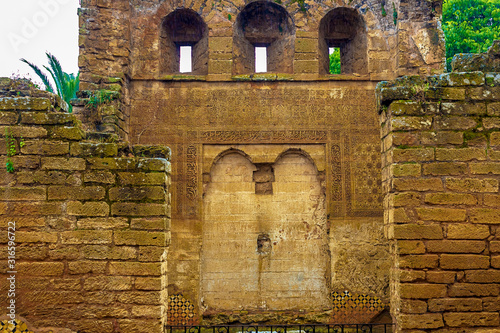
top-left (21, 53), bottom-right (79, 112)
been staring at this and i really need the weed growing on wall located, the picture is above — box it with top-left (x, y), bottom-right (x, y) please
top-left (4, 128), bottom-right (25, 173)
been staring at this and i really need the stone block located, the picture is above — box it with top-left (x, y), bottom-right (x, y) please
top-left (491, 132), bottom-right (500, 146)
top-left (400, 299), bottom-right (427, 314)
top-left (400, 255), bottom-right (439, 269)
top-left (20, 112), bottom-right (75, 125)
top-left (493, 256), bottom-right (500, 268)
top-left (440, 254), bottom-right (490, 269)
top-left (68, 260), bottom-right (107, 274)
top-left (82, 245), bottom-right (137, 260)
top-left (433, 116), bottom-right (477, 130)
top-left (15, 231), bottom-right (58, 243)
top-left (0, 111), bottom-right (19, 125)
top-left (426, 271), bottom-right (456, 284)
top-left (484, 117), bottom-right (500, 130)
top-left (466, 270), bottom-right (500, 283)
top-left (294, 60), bottom-right (318, 73)
top-left (427, 240), bottom-right (486, 253)
top-left (109, 186), bottom-right (165, 201)
top-left (48, 186), bottom-right (105, 200)
top-left (109, 262), bottom-right (161, 276)
top-left (117, 319), bottom-right (162, 332)
top-left (76, 217), bottom-right (128, 229)
top-left (419, 131), bottom-right (463, 145)
top-left (208, 60), bottom-right (232, 74)
top-left (443, 312), bottom-right (499, 327)
top-left (399, 314), bottom-right (444, 329)
top-left (471, 163), bottom-right (500, 175)
top-left (87, 158), bottom-right (136, 170)
top-left (0, 187), bottom-right (45, 200)
top-left (135, 277), bottom-right (162, 290)
top-left (67, 201), bottom-right (109, 216)
top-left (209, 37), bottom-right (232, 53)
top-left (400, 283), bottom-right (447, 299)
top-left (436, 148), bottom-right (486, 161)
top-left (398, 240), bottom-right (426, 254)
top-left (491, 240), bottom-right (500, 252)
top-left (138, 246), bottom-right (166, 262)
top-left (389, 224), bottom-right (444, 240)
top-left (488, 102), bottom-right (500, 116)
top-left (441, 102), bottom-right (486, 115)
top-left (61, 230), bottom-right (112, 244)
top-left (470, 208), bottom-right (500, 224)
top-left (48, 246), bottom-right (80, 260)
top-left (448, 283), bottom-right (499, 296)
top-left (295, 38), bottom-right (317, 53)
top-left (423, 162), bottom-right (468, 176)
top-left (47, 126), bottom-right (85, 140)
top-left (400, 270), bottom-right (426, 282)
top-left (447, 224), bottom-right (490, 239)
top-left (130, 218), bottom-right (169, 230)
top-left (391, 164), bottom-right (421, 177)
top-left (393, 148), bottom-right (434, 162)
top-left (114, 230), bottom-right (166, 246)
top-left (83, 171), bottom-right (116, 184)
top-left (118, 172), bottom-right (165, 185)
top-left (392, 192), bottom-right (421, 207)
top-left (41, 157), bottom-right (86, 170)
top-left (393, 178), bottom-right (443, 191)
top-left (131, 305), bottom-right (162, 318)
top-left (428, 298), bottom-right (482, 312)
top-left (83, 276), bottom-right (133, 291)
top-left (424, 193), bottom-right (477, 205)
top-left (111, 203), bottom-right (166, 216)
top-left (116, 291), bottom-right (161, 305)
top-left (416, 208), bottom-right (466, 222)
top-left (17, 262), bottom-right (64, 276)
top-left (2, 202), bottom-right (62, 215)
top-left (0, 97), bottom-right (50, 111)
top-left (21, 140), bottom-right (69, 155)
top-left (446, 178), bottom-right (498, 192)
top-left (390, 117), bottom-right (433, 131)
top-left (0, 125), bottom-right (47, 138)
top-left (70, 142), bottom-right (118, 157)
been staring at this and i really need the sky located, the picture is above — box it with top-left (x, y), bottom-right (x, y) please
top-left (0, 0), bottom-right (80, 86)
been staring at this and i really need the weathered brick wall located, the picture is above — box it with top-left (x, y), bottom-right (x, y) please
top-left (0, 78), bottom-right (171, 333)
top-left (379, 67), bottom-right (500, 330)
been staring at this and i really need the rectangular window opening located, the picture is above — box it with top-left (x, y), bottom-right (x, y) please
top-left (179, 45), bottom-right (192, 73)
top-left (329, 47), bottom-right (341, 75)
top-left (255, 46), bottom-right (267, 73)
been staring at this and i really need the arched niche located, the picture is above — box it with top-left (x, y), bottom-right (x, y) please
top-left (319, 7), bottom-right (368, 75)
top-left (160, 8), bottom-right (208, 75)
top-left (201, 149), bottom-right (329, 314)
top-left (233, 1), bottom-right (295, 74)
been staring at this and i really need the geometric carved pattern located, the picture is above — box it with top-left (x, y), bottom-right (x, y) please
top-left (330, 143), bottom-right (342, 217)
top-left (331, 290), bottom-right (386, 324)
top-left (352, 142), bottom-right (383, 212)
top-left (167, 294), bottom-right (196, 325)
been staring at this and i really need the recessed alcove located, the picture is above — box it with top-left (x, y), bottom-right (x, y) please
top-left (233, 1), bottom-right (295, 74)
top-left (160, 8), bottom-right (208, 75)
top-left (319, 7), bottom-right (368, 75)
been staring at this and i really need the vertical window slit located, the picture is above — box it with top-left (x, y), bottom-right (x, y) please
top-left (179, 45), bottom-right (192, 73)
top-left (255, 46), bottom-right (267, 73)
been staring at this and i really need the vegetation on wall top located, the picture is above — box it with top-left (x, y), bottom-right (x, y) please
top-left (443, 0), bottom-right (500, 71)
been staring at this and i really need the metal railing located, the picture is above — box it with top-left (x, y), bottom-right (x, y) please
top-left (165, 323), bottom-right (394, 333)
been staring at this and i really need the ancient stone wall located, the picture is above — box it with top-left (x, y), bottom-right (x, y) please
top-left (71, 0), bottom-right (446, 329)
top-left (0, 78), bottom-right (171, 333)
top-left (379, 46), bottom-right (500, 331)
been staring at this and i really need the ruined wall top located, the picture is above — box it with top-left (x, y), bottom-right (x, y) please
top-left (78, 0), bottom-right (445, 90)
